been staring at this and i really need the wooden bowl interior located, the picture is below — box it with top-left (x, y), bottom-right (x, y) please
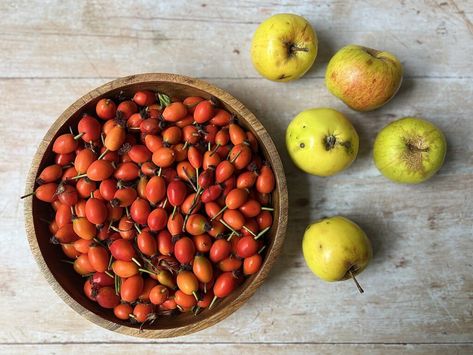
top-left (27, 74), bottom-right (287, 337)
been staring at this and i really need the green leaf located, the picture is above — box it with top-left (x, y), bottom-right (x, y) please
top-left (158, 93), bottom-right (171, 107)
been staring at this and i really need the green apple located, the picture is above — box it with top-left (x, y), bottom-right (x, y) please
top-left (373, 117), bottom-right (447, 184)
top-left (286, 108), bottom-right (359, 176)
top-left (325, 44), bottom-right (403, 111)
top-left (303, 216), bottom-right (372, 292)
top-left (250, 14), bottom-right (318, 82)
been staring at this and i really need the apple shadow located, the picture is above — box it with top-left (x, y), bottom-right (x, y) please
top-left (350, 114), bottom-right (373, 163)
top-left (341, 211), bottom-right (402, 272)
top-left (434, 131), bottom-right (454, 177)
top-left (393, 78), bottom-right (416, 110)
top-left (240, 98), bottom-right (314, 288)
top-left (375, 61), bottom-right (416, 115)
top-left (313, 28), bottom-right (336, 66)
top-left (338, 205), bottom-right (410, 286)
top-left (304, 28), bottom-right (335, 79)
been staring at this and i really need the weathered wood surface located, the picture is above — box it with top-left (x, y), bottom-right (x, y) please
top-left (0, 0), bottom-right (472, 353)
top-left (0, 344), bottom-right (472, 355)
top-left (1, 0), bottom-right (473, 79)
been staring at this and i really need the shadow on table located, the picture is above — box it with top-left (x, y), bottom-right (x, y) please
top-left (253, 111), bottom-right (315, 288)
top-left (303, 27), bottom-right (335, 78)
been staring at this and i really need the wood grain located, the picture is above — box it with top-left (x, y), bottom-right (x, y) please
top-left (0, 0), bottom-right (472, 352)
top-left (1, 76), bottom-right (471, 345)
top-left (0, 343), bottom-right (472, 355)
top-left (0, 0), bottom-right (472, 79)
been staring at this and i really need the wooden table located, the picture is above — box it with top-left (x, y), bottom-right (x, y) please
top-left (1, 1), bottom-right (472, 354)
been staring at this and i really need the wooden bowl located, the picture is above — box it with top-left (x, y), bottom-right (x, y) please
top-left (24, 73), bottom-right (288, 338)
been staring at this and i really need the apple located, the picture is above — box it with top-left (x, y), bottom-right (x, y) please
top-left (325, 44), bottom-right (403, 111)
top-left (250, 14), bottom-right (318, 82)
top-left (286, 108), bottom-right (359, 176)
top-left (302, 216), bottom-right (372, 292)
top-left (373, 117), bottom-right (447, 184)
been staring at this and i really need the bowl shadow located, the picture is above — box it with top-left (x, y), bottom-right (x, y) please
top-left (242, 100), bottom-right (313, 287)
top-left (266, 152), bottom-right (312, 286)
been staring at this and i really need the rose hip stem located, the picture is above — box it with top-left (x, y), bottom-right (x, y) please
top-left (139, 268), bottom-right (158, 277)
top-left (20, 192), bottom-right (34, 199)
top-left (171, 206), bottom-right (178, 220)
top-left (242, 225), bottom-right (257, 238)
top-left (187, 187), bottom-right (203, 213)
top-left (229, 150), bottom-right (241, 164)
top-left (209, 144), bottom-right (220, 157)
top-left (192, 291), bottom-right (199, 301)
top-left (227, 232), bottom-right (236, 241)
top-left (210, 206), bottom-right (227, 221)
top-left (209, 295), bottom-right (218, 310)
top-left (182, 214), bottom-right (189, 232)
top-left (74, 132), bottom-right (85, 140)
top-left (97, 148), bottom-right (109, 160)
top-left (219, 219), bottom-right (241, 236)
top-left (114, 274), bottom-right (121, 295)
top-left (93, 238), bottom-right (106, 247)
top-left (107, 254), bottom-right (113, 269)
top-left (131, 257), bottom-right (142, 267)
top-left (255, 226), bottom-right (271, 240)
top-left (60, 259), bottom-right (74, 265)
top-left (183, 168), bottom-right (197, 192)
top-left (70, 173), bottom-right (87, 180)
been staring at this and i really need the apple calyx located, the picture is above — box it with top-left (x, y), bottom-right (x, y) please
top-left (348, 268), bottom-right (364, 294)
top-left (324, 135), bottom-right (337, 151)
top-left (403, 137), bottom-right (430, 172)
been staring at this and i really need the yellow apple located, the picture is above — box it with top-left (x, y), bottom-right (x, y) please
top-left (286, 108), bottom-right (359, 176)
top-left (325, 44), bottom-right (403, 111)
top-left (250, 14), bottom-right (318, 82)
top-left (302, 216), bottom-right (372, 290)
top-left (373, 117), bottom-right (447, 184)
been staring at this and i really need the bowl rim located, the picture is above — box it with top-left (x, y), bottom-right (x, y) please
top-left (24, 73), bottom-right (288, 338)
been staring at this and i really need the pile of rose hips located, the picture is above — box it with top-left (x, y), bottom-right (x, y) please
top-left (24, 89), bottom-right (275, 326)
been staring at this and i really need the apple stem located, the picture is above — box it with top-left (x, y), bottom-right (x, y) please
top-left (349, 269), bottom-right (364, 294)
top-left (290, 45), bottom-right (309, 53)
